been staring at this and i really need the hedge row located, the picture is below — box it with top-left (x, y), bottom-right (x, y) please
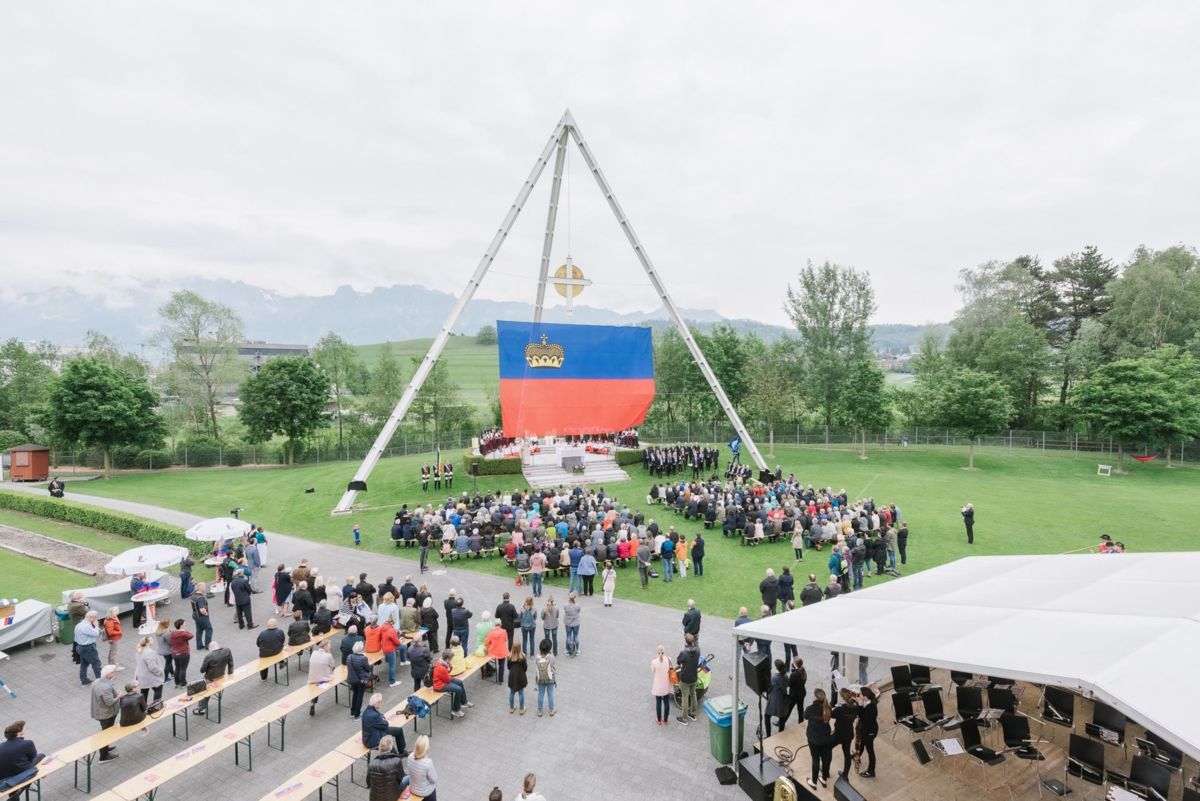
top-left (460, 449), bottom-right (523, 476)
top-left (615, 449), bottom-right (644, 467)
top-left (0, 490), bottom-right (209, 558)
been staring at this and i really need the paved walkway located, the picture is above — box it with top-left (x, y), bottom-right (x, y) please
top-left (0, 482), bottom-right (887, 800)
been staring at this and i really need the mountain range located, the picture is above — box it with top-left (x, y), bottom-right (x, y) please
top-left (1, 278), bottom-right (945, 354)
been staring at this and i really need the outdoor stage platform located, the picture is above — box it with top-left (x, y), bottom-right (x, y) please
top-left (521, 448), bottom-right (630, 488)
top-left (755, 668), bottom-right (1198, 801)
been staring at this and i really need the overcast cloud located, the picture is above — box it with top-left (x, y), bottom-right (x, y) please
top-left (1, 2), bottom-right (1197, 325)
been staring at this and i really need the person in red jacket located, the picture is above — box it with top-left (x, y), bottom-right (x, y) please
top-left (380, 621), bottom-right (405, 687)
top-left (431, 650), bottom-right (471, 718)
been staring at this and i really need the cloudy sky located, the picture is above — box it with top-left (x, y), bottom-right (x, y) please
top-left (1, 2), bottom-right (1197, 326)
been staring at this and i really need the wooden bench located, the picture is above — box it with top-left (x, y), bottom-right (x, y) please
top-left (5, 632), bottom-right (335, 799)
top-left (97, 665), bottom-right (354, 801)
top-left (478, 547), bottom-right (499, 558)
top-left (258, 687), bottom-right (446, 801)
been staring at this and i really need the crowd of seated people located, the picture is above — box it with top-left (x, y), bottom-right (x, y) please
top-left (648, 477), bottom-right (908, 580)
top-left (561, 428), bottom-right (639, 449)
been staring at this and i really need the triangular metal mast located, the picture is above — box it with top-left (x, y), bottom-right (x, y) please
top-left (332, 110), bottom-right (766, 515)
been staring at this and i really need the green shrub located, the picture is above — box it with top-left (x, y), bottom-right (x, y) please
top-left (0, 490), bottom-right (210, 557)
top-left (461, 449), bottom-right (523, 476)
top-left (223, 448), bottom-right (244, 467)
top-left (615, 449), bottom-right (644, 467)
top-left (134, 449), bottom-right (173, 469)
top-left (180, 445), bottom-right (221, 467)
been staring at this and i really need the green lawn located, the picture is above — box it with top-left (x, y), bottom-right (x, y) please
top-left (65, 444), bottom-right (1200, 617)
top-left (0, 549), bottom-right (86, 606)
top-left (355, 336), bottom-right (499, 415)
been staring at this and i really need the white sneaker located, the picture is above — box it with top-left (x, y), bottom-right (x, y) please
top-left (389, 681), bottom-right (402, 687)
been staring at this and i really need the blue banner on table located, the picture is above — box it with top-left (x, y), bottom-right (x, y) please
top-left (497, 320), bottom-right (655, 437)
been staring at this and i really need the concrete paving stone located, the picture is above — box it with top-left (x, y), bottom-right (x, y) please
top-left (0, 484), bottom-right (891, 800)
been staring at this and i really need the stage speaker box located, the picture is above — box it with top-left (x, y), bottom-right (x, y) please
top-left (347, 480), bottom-right (367, 492)
top-left (743, 651), bottom-right (771, 696)
top-left (737, 755), bottom-right (785, 801)
top-left (833, 776), bottom-right (867, 801)
top-left (471, 462), bottom-right (479, 477)
top-left (912, 739), bottom-right (932, 765)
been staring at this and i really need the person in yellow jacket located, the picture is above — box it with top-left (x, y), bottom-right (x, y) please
top-left (676, 536), bottom-right (690, 580)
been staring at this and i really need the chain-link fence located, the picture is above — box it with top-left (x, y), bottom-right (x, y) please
top-left (48, 424), bottom-right (1197, 472)
top-left (50, 430), bottom-right (473, 473)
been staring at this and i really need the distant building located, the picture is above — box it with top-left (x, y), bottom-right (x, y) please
top-left (177, 340), bottom-right (311, 402)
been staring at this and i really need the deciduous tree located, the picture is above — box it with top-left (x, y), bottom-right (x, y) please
top-left (45, 357), bottom-right (166, 477)
top-left (932, 368), bottom-right (1012, 469)
top-left (785, 260), bottom-right (875, 435)
top-left (156, 291), bottom-right (244, 440)
top-left (238, 357), bottom-right (329, 466)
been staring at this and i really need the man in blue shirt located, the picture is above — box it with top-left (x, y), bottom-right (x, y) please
top-left (73, 610), bottom-right (103, 685)
top-left (567, 542), bottom-right (584, 594)
top-left (660, 536), bottom-right (676, 582)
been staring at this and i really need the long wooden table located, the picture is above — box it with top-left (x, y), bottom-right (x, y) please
top-left (257, 685), bottom-right (446, 801)
top-left (8, 631), bottom-right (334, 799)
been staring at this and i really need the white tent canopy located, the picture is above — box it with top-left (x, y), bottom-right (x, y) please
top-left (733, 553), bottom-right (1200, 761)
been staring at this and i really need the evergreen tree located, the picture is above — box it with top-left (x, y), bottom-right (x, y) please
top-left (1052, 245), bottom-right (1117, 407)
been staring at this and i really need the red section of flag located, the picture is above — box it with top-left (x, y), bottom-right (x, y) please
top-left (499, 378), bottom-right (654, 438)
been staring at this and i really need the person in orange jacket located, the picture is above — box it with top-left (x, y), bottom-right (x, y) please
top-left (483, 624), bottom-right (510, 685)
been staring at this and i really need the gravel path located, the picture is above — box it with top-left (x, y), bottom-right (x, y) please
top-left (0, 523), bottom-right (111, 577)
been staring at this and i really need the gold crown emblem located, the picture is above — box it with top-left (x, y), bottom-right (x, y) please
top-left (525, 334), bottom-right (564, 369)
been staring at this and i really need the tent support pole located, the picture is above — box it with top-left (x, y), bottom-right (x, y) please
top-left (331, 113), bottom-right (569, 514)
top-left (732, 632), bottom-right (742, 779)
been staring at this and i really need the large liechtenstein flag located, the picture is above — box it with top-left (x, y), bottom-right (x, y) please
top-left (497, 320), bottom-right (655, 437)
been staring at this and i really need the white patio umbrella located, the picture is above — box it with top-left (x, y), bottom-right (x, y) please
top-left (105, 544), bottom-right (190, 576)
top-left (184, 517), bottom-right (250, 542)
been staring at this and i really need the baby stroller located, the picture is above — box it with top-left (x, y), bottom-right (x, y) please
top-left (672, 653), bottom-right (714, 708)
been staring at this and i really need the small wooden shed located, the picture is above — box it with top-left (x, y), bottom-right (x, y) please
top-left (8, 444), bottom-right (51, 482)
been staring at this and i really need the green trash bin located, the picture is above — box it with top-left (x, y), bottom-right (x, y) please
top-left (704, 694), bottom-right (748, 765)
top-left (56, 605), bottom-right (73, 644)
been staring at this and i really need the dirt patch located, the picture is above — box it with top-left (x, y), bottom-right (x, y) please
top-left (0, 524), bottom-right (112, 579)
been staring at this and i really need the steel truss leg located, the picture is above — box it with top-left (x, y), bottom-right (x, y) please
top-left (332, 109), bottom-right (765, 515)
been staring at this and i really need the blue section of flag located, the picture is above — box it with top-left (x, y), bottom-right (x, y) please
top-left (496, 321), bottom-right (654, 380)
top-left (728, 436), bottom-right (741, 454)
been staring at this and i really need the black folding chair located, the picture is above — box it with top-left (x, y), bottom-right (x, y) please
top-left (962, 720), bottom-right (1008, 793)
top-left (1126, 754), bottom-right (1173, 801)
top-left (988, 686), bottom-right (1017, 714)
top-left (999, 713), bottom-right (1046, 798)
top-left (921, 687), bottom-right (958, 730)
top-left (891, 665), bottom-right (920, 699)
top-left (891, 692), bottom-right (930, 741)
top-left (956, 686), bottom-right (984, 721)
top-left (1086, 700), bottom-right (1127, 750)
top-left (1136, 731), bottom-right (1183, 772)
top-left (951, 670), bottom-right (972, 688)
top-left (909, 663), bottom-right (934, 687)
top-left (1065, 733), bottom-right (1104, 795)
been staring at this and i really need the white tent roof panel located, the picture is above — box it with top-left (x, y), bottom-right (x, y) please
top-left (733, 553), bottom-right (1200, 760)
